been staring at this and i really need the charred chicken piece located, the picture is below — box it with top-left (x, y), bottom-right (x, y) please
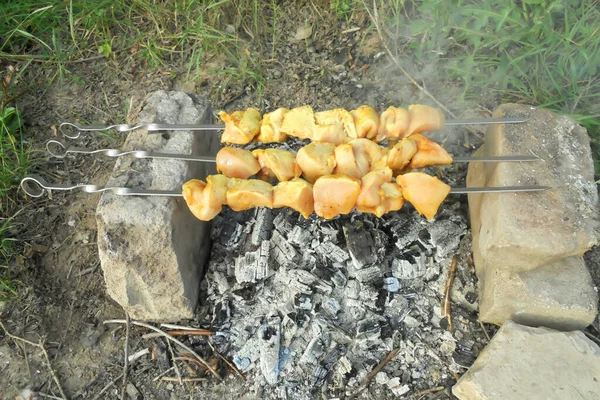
top-left (252, 148), bottom-right (302, 182)
top-left (351, 105), bottom-right (380, 140)
top-left (255, 108), bottom-right (289, 143)
top-left (296, 142), bottom-right (337, 183)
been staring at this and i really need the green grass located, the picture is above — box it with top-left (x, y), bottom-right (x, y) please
top-left (0, 0), bottom-right (268, 93)
top-left (0, 104), bottom-right (30, 300)
top-left (382, 0), bottom-right (600, 178)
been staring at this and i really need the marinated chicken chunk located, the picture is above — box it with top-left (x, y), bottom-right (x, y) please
top-left (387, 137), bottom-right (418, 173)
top-left (273, 178), bottom-right (314, 218)
top-left (334, 139), bottom-right (387, 179)
top-left (315, 108), bottom-right (358, 140)
top-left (252, 148), bottom-right (302, 182)
top-left (377, 106), bottom-right (410, 141)
top-left (296, 142), bottom-right (337, 183)
top-left (182, 175), bottom-right (230, 221)
top-left (219, 108), bottom-right (261, 144)
top-left (216, 147), bottom-right (261, 179)
top-left (280, 105), bottom-right (316, 140)
top-left (226, 178), bottom-right (274, 211)
top-left (313, 124), bottom-right (348, 145)
top-left (356, 167), bottom-right (393, 209)
top-left (406, 104), bottom-right (445, 136)
top-left (408, 134), bottom-right (453, 169)
top-left (351, 105), bottom-right (379, 139)
top-left (313, 174), bottom-right (361, 219)
top-left (396, 172), bottom-right (451, 219)
top-left (255, 108), bottom-right (289, 143)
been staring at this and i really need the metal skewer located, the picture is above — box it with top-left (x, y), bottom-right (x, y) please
top-left (59, 117), bottom-right (528, 139)
top-left (45, 139), bottom-right (541, 164)
top-left (20, 175), bottom-right (551, 199)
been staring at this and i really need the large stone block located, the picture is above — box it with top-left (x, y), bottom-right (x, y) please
top-left (453, 320), bottom-right (600, 400)
top-left (96, 90), bottom-right (219, 321)
top-left (477, 255), bottom-right (598, 330)
top-left (470, 104), bottom-right (599, 271)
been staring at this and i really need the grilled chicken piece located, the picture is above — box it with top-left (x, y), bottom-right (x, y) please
top-left (296, 142), bottom-right (337, 183)
top-left (406, 104), bottom-right (445, 136)
top-left (356, 168), bottom-right (405, 217)
top-left (351, 105), bottom-right (380, 139)
top-left (226, 178), bottom-right (274, 211)
top-left (273, 178), bottom-right (314, 218)
top-left (334, 139), bottom-right (387, 179)
top-left (408, 134), bottom-right (453, 169)
top-left (252, 148), bottom-right (302, 182)
top-left (313, 174), bottom-right (361, 219)
top-left (387, 137), bottom-right (418, 173)
top-left (377, 106), bottom-right (410, 141)
top-left (219, 108), bottom-right (261, 144)
top-left (313, 124), bottom-right (348, 145)
top-left (280, 105), bottom-right (316, 140)
top-left (182, 175), bottom-right (230, 221)
top-left (216, 147), bottom-right (261, 179)
top-left (256, 108), bottom-right (289, 142)
top-left (396, 172), bottom-right (450, 219)
top-left (356, 167), bottom-right (393, 209)
top-left (315, 108), bottom-right (358, 140)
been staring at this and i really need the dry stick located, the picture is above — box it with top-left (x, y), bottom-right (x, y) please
top-left (207, 340), bottom-right (246, 381)
top-left (366, 0), bottom-right (482, 139)
top-left (168, 339), bottom-right (184, 386)
top-left (479, 321), bottom-right (491, 342)
top-left (350, 348), bottom-right (400, 398)
top-left (441, 255), bottom-right (459, 333)
top-left (142, 329), bottom-right (213, 339)
top-left (103, 319), bottom-right (222, 381)
top-left (153, 366), bottom-right (176, 382)
top-left (120, 312), bottom-right (131, 400)
top-left (0, 321), bottom-right (67, 400)
top-left (409, 386), bottom-right (446, 399)
top-left (91, 373), bottom-right (125, 400)
top-left (161, 377), bottom-right (208, 383)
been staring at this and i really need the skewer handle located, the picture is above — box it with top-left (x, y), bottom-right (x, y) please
top-left (20, 175), bottom-right (183, 198)
top-left (59, 122), bottom-right (220, 139)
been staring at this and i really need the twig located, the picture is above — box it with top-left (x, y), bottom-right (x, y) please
top-left (161, 377), bottom-right (207, 383)
top-left (91, 373), bottom-right (124, 400)
top-left (441, 255), bottom-right (458, 333)
top-left (120, 312), bottom-right (130, 400)
top-left (479, 321), bottom-right (491, 342)
top-left (168, 339), bottom-right (183, 386)
top-left (350, 348), bottom-right (399, 398)
top-left (142, 329), bottom-right (213, 339)
top-left (0, 321), bottom-right (67, 400)
top-left (207, 340), bottom-right (245, 381)
top-left (153, 366), bottom-right (176, 382)
top-left (160, 323), bottom-right (207, 331)
top-left (409, 386), bottom-right (446, 399)
top-left (39, 393), bottom-right (65, 400)
top-left (128, 348), bottom-right (150, 363)
top-left (103, 319), bottom-right (222, 381)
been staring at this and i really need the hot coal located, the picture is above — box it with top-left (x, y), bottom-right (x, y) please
top-left (204, 200), bottom-right (486, 399)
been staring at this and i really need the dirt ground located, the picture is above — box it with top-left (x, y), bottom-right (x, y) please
top-left (1, 4), bottom-right (598, 400)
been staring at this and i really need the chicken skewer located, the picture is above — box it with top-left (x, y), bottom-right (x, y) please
top-left (59, 104), bottom-right (527, 140)
top-left (46, 136), bottom-right (542, 183)
top-left (179, 170), bottom-right (549, 222)
top-left (20, 174), bottom-right (551, 218)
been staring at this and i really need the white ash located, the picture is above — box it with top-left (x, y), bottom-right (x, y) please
top-left (204, 203), bottom-right (488, 399)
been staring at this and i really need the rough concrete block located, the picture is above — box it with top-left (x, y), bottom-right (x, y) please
top-left (453, 320), bottom-right (600, 400)
top-left (470, 104), bottom-right (599, 271)
top-left (96, 90), bottom-right (219, 321)
top-left (478, 256), bottom-right (598, 330)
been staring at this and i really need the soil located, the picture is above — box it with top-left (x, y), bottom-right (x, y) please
top-left (1, 3), bottom-right (597, 400)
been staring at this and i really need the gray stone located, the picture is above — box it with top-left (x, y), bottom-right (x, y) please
top-left (469, 104), bottom-right (599, 272)
top-left (453, 320), bottom-right (600, 400)
top-left (477, 255), bottom-right (598, 330)
top-left (96, 90), bottom-right (218, 321)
